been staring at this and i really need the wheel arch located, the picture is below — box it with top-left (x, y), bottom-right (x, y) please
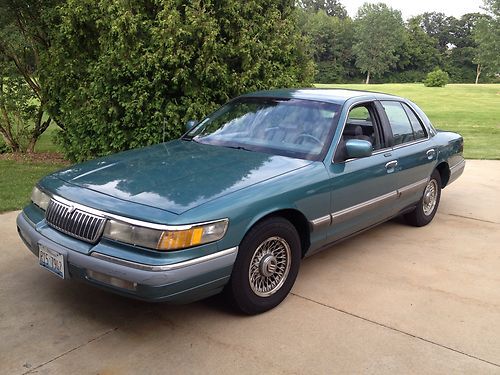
top-left (435, 161), bottom-right (451, 188)
top-left (245, 209), bottom-right (311, 258)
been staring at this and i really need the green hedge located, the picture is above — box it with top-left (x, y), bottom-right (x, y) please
top-left (42, 0), bottom-right (314, 162)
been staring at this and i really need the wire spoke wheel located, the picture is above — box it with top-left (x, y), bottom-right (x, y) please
top-left (248, 236), bottom-right (291, 297)
top-left (423, 179), bottom-right (438, 216)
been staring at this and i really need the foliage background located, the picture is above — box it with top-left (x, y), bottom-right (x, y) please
top-left (41, 0), bottom-right (314, 161)
top-left (0, 0), bottom-right (498, 161)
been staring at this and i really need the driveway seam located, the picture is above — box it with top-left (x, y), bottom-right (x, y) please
top-left (21, 327), bottom-right (118, 375)
top-left (443, 212), bottom-right (499, 225)
top-left (291, 292), bottom-right (500, 368)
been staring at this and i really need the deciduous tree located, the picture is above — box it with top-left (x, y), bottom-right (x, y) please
top-left (353, 3), bottom-right (405, 84)
top-left (298, 0), bottom-right (347, 18)
top-left (474, 0), bottom-right (500, 83)
top-left (0, 0), bottom-right (59, 153)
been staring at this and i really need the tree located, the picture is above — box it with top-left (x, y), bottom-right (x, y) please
top-left (400, 17), bottom-right (441, 72)
top-left (298, 0), bottom-right (348, 18)
top-left (419, 12), bottom-right (454, 52)
top-left (447, 13), bottom-right (487, 83)
top-left (474, 0), bottom-right (500, 83)
top-left (298, 9), bottom-right (355, 82)
top-left (42, 0), bottom-right (315, 161)
top-left (353, 3), bottom-right (405, 84)
top-left (0, 0), bottom-right (60, 153)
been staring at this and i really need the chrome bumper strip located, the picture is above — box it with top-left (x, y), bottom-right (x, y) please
top-left (91, 246), bottom-right (238, 272)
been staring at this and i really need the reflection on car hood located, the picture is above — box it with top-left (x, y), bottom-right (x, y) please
top-left (53, 140), bottom-right (311, 215)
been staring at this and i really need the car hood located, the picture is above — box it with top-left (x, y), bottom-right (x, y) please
top-left (53, 140), bottom-right (311, 215)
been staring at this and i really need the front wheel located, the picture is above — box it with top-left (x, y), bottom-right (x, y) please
top-left (405, 170), bottom-right (442, 227)
top-left (226, 217), bottom-right (301, 315)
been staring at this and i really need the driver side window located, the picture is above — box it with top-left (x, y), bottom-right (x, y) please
top-left (335, 103), bottom-right (382, 162)
top-left (343, 104), bottom-right (380, 150)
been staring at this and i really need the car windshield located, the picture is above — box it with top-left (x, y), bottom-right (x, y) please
top-left (185, 97), bottom-right (340, 160)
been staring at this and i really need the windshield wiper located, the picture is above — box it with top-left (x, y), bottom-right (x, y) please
top-left (224, 145), bottom-right (252, 152)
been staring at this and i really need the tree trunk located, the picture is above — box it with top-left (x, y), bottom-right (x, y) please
top-left (475, 64), bottom-right (481, 84)
top-left (27, 107), bottom-right (52, 153)
top-left (0, 103), bottom-right (20, 152)
top-left (365, 71), bottom-right (370, 84)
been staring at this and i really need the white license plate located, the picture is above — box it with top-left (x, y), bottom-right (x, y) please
top-left (38, 244), bottom-right (65, 279)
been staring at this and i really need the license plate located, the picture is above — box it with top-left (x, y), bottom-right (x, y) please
top-left (38, 244), bottom-right (65, 279)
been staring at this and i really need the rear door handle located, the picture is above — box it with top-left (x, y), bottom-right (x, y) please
top-left (426, 149), bottom-right (436, 160)
top-left (385, 160), bottom-right (398, 173)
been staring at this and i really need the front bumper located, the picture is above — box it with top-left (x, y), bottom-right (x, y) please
top-left (17, 212), bottom-right (237, 303)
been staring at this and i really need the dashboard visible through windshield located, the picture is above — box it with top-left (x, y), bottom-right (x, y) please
top-left (185, 97), bottom-right (341, 161)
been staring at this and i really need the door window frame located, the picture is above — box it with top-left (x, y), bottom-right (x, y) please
top-left (332, 100), bottom-right (390, 163)
top-left (378, 100), bottom-right (431, 150)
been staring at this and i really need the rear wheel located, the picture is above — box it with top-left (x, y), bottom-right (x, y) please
top-left (226, 217), bottom-right (301, 315)
top-left (405, 170), bottom-right (442, 227)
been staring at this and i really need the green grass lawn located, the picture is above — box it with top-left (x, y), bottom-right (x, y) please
top-left (35, 123), bottom-right (60, 153)
top-left (0, 160), bottom-right (66, 212)
top-left (316, 83), bottom-right (500, 159)
top-left (0, 83), bottom-right (498, 213)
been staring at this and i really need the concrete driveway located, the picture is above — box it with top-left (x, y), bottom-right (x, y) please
top-left (1, 160), bottom-right (499, 374)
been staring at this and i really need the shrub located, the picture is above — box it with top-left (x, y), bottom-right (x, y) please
top-left (0, 138), bottom-right (9, 153)
top-left (41, 0), bottom-right (315, 162)
top-left (424, 69), bottom-right (449, 87)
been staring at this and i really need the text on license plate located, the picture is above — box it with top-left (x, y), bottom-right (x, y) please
top-left (38, 244), bottom-right (65, 279)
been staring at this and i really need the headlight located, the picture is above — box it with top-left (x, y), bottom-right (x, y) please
top-left (102, 218), bottom-right (228, 251)
top-left (31, 186), bottom-right (51, 210)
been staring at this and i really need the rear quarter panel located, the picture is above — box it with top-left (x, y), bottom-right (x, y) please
top-left (434, 131), bottom-right (465, 171)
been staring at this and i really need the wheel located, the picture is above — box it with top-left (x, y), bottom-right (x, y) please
top-left (226, 217), bottom-right (301, 315)
top-left (404, 170), bottom-right (442, 227)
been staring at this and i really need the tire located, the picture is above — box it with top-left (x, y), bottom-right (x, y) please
top-left (226, 217), bottom-right (301, 315)
top-left (405, 170), bottom-right (442, 227)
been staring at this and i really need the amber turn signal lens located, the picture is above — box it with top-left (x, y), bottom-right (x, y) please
top-left (157, 227), bottom-right (204, 250)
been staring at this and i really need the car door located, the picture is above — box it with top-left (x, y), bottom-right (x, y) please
top-left (323, 101), bottom-right (400, 245)
top-left (379, 100), bottom-right (436, 209)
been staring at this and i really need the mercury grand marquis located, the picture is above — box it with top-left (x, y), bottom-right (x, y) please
top-left (17, 89), bottom-right (465, 314)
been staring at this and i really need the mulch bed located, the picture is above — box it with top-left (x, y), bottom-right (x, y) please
top-left (0, 152), bottom-right (69, 165)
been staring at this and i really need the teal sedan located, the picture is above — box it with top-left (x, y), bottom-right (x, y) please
top-left (17, 89), bottom-right (465, 314)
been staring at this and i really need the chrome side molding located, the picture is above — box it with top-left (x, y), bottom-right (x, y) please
top-left (310, 178), bottom-right (429, 230)
top-left (331, 191), bottom-right (398, 226)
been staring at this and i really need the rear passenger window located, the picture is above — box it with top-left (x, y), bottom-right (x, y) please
top-left (402, 103), bottom-right (427, 140)
top-left (381, 101), bottom-right (414, 145)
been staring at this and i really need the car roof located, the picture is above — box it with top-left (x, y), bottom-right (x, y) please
top-left (241, 88), bottom-right (402, 105)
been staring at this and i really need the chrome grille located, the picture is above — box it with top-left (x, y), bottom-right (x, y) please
top-left (45, 199), bottom-right (106, 243)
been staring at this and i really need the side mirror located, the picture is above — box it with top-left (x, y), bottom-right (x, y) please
top-left (345, 139), bottom-right (372, 159)
top-left (185, 119), bottom-right (198, 132)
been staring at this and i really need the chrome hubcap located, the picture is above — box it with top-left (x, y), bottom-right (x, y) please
top-left (248, 236), bottom-right (291, 297)
top-left (423, 179), bottom-right (438, 216)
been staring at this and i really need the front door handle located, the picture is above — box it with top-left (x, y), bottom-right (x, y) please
top-left (426, 149), bottom-right (436, 160)
top-left (385, 160), bottom-right (398, 173)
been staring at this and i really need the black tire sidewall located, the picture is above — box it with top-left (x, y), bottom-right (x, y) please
top-left (229, 217), bottom-right (301, 314)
